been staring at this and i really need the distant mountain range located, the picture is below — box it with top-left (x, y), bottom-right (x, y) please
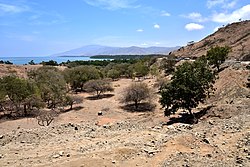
top-left (52, 45), bottom-right (180, 57)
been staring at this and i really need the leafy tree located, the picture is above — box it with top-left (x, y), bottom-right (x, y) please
top-left (132, 61), bottom-right (149, 78)
top-left (0, 75), bottom-right (40, 116)
top-left (107, 69), bottom-right (120, 80)
top-left (63, 66), bottom-right (101, 91)
top-left (160, 56), bottom-right (215, 122)
top-left (160, 55), bottom-right (176, 75)
top-left (206, 46), bottom-right (230, 71)
top-left (84, 79), bottom-right (114, 98)
top-left (121, 82), bottom-right (151, 109)
top-left (63, 95), bottom-right (83, 110)
top-left (28, 66), bottom-right (67, 108)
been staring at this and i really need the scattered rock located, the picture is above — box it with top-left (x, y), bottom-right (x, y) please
top-left (59, 151), bottom-right (64, 156)
top-left (144, 148), bottom-right (160, 155)
top-left (202, 138), bottom-right (210, 144)
top-left (209, 120), bottom-right (214, 125)
top-left (0, 154), bottom-right (4, 159)
top-left (112, 160), bottom-right (116, 164)
top-left (0, 135), bottom-right (3, 139)
top-left (52, 154), bottom-right (60, 159)
top-left (98, 111), bottom-right (103, 116)
top-left (236, 156), bottom-right (244, 164)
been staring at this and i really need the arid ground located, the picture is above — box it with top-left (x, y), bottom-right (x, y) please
top-left (0, 62), bottom-right (249, 167)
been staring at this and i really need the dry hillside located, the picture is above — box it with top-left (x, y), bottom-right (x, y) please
top-left (172, 20), bottom-right (250, 60)
top-left (0, 62), bottom-right (249, 167)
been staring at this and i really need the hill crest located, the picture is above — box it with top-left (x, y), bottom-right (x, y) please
top-left (172, 20), bottom-right (250, 61)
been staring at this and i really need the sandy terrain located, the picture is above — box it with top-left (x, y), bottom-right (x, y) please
top-left (0, 63), bottom-right (249, 167)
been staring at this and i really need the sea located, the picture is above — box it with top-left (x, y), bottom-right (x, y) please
top-left (0, 56), bottom-right (94, 65)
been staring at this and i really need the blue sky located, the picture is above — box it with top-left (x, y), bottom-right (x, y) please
top-left (0, 0), bottom-right (250, 57)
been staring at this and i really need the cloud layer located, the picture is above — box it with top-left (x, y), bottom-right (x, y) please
top-left (185, 23), bottom-right (204, 31)
top-left (212, 4), bottom-right (250, 23)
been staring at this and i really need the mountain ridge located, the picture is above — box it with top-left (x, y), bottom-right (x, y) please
top-left (52, 45), bottom-right (180, 57)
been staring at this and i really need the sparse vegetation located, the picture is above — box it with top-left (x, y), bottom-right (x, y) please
top-left (121, 82), bottom-right (153, 110)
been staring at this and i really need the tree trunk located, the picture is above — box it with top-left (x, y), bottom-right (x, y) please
top-left (134, 101), bottom-right (138, 109)
top-left (24, 104), bottom-right (27, 116)
top-left (188, 109), bottom-right (198, 124)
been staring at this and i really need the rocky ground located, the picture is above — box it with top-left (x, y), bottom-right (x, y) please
top-left (0, 63), bottom-right (249, 167)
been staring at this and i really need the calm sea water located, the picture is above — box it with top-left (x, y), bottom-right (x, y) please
top-left (0, 56), bottom-right (93, 65)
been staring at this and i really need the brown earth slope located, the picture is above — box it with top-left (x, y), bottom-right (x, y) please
top-left (172, 20), bottom-right (250, 60)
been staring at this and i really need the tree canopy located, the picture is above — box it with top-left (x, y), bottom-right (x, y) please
top-left (160, 56), bottom-right (215, 121)
top-left (121, 82), bottom-right (152, 109)
top-left (206, 46), bottom-right (230, 71)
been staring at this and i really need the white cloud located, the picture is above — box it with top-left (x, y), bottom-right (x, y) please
top-left (154, 24), bottom-right (160, 29)
top-left (0, 3), bottom-right (29, 14)
top-left (212, 4), bottom-right (250, 23)
top-left (136, 29), bottom-right (143, 32)
top-left (185, 23), bottom-right (204, 31)
top-left (183, 12), bottom-right (207, 22)
top-left (83, 0), bottom-right (139, 10)
top-left (161, 11), bottom-right (170, 17)
top-left (207, 0), bottom-right (237, 9)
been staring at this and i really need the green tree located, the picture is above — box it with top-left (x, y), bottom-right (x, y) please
top-left (160, 55), bottom-right (176, 75)
top-left (206, 46), bottom-right (230, 71)
top-left (1, 75), bottom-right (40, 116)
top-left (107, 69), bottom-right (120, 80)
top-left (63, 66), bottom-right (101, 91)
top-left (28, 66), bottom-right (67, 108)
top-left (133, 61), bottom-right (149, 78)
top-left (63, 95), bottom-right (83, 110)
top-left (160, 56), bottom-right (215, 122)
top-left (84, 79), bottom-right (114, 98)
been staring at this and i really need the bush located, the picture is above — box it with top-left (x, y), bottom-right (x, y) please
top-left (121, 82), bottom-right (152, 110)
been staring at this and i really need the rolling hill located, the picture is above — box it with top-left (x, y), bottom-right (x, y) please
top-left (172, 20), bottom-right (250, 61)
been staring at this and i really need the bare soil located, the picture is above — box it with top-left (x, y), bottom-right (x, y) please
top-left (0, 64), bottom-right (249, 167)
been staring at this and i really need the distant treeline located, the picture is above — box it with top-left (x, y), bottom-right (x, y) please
top-left (60, 59), bottom-right (139, 68)
top-left (0, 60), bottom-right (13, 65)
top-left (90, 54), bottom-right (166, 60)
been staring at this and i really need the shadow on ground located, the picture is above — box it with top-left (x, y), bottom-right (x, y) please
top-left (86, 94), bottom-right (114, 100)
top-left (121, 102), bottom-right (156, 112)
top-left (165, 105), bottom-right (214, 125)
